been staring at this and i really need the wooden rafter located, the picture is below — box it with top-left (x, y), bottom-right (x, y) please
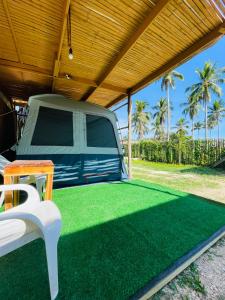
top-left (0, 59), bottom-right (127, 94)
top-left (52, 0), bottom-right (71, 92)
top-left (106, 22), bottom-right (225, 108)
top-left (3, 0), bottom-right (22, 62)
top-left (0, 59), bottom-right (52, 77)
top-left (57, 76), bottom-right (127, 94)
top-left (81, 0), bottom-right (170, 101)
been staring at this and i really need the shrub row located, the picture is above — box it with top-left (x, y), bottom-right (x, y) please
top-left (123, 140), bottom-right (225, 166)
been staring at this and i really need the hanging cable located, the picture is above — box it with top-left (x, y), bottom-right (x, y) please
top-left (67, 6), bottom-right (73, 60)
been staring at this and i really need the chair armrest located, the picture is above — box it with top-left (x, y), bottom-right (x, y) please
top-left (0, 201), bottom-right (61, 236)
top-left (0, 184), bottom-right (41, 208)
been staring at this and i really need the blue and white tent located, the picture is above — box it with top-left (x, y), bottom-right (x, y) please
top-left (17, 94), bottom-right (126, 187)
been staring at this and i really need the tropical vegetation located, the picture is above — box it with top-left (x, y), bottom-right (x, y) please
top-left (130, 61), bottom-right (225, 165)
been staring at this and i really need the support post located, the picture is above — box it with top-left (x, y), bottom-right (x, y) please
top-left (127, 91), bottom-right (132, 179)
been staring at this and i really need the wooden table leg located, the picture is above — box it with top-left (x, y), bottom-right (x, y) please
top-left (45, 173), bottom-right (53, 200)
top-left (13, 176), bottom-right (19, 207)
top-left (4, 175), bottom-right (12, 210)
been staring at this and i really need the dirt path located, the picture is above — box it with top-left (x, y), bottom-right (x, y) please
top-left (133, 166), bottom-right (225, 203)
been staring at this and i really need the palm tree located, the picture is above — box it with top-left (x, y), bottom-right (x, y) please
top-left (174, 118), bottom-right (189, 136)
top-left (152, 97), bottom-right (168, 139)
top-left (182, 94), bottom-right (199, 140)
top-left (173, 118), bottom-right (189, 164)
top-left (208, 99), bottom-right (225, 143)
top-left (161, 70), bottom-right (184, 141)
top-left (151, 119), bottom-right (163, 139)
top-left (207, 117), bottom-right (216, 139)
top-left (132, 100), bottom-right (150, 140)
top-left (186, 62), bottom-right (225, 142)
top-left (194, 122), bottom-right (203, 139)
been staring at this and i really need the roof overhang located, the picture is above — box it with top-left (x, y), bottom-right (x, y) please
top-left (0, 0), bottom-right (224, 107)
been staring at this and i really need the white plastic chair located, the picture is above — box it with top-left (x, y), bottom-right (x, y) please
top-left (0, 184), bottom-right (61, 300)
top-left (0, 154), bottom-right (46, 199)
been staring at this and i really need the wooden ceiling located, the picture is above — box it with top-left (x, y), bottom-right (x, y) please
top-left (0, 0), bottom-right (225, 107)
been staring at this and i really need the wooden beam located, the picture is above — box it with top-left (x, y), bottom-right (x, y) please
top-left (57, 75), bottom-right (98, 87)
top-left (3, 0), bottom-right (22, 63)
top-left (0, 59), bottom-right (127, 94)
top-left (0, 59), bottom-right (52, 77)
top-left (106, 22), bottom-right (225, 108)
top-left (52, 0), bottom-right (71, 91)
top-left (81, 0), bottom-right (170, 101)
top-left (57, 75), bottom-right (127, 94)
top-left (127, 91), bottom-right (132, 179)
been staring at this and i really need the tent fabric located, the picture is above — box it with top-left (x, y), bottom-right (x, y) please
top-left (17, 94), bottom-right (125, 187)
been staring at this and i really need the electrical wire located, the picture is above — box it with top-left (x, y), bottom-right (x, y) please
top-left (67, 7), bottom-right (72, 48)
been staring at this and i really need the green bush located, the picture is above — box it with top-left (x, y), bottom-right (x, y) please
top-left (124, 139), bottom-right (225, 166)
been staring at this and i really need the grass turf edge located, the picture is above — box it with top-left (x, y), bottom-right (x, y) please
top-left (131, 223), bottom-right (225, 299)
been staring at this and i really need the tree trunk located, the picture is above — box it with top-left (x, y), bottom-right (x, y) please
top-left (217, 119), bottom-right (220, 144)
top-left (192, 118), bottom-right (194, 160)
top-left (218, 120), bottom-right (220, 158)
top-left (204, 99), bottom-right (208, 142)
top-left (178, 141), bottom-right (181, 164)
top-left (167, 87), bottom-right (170, 142)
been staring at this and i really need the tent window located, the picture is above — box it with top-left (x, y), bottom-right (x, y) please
top-left (86, 114), bottom-right (117, 148)
top-left (31, 107), bottom-right (73, 146)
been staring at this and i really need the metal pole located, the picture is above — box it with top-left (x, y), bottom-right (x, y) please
top-left (127, 91), bottom-right (132, 179)
top-left (112, 102), bottom-right (128, 112)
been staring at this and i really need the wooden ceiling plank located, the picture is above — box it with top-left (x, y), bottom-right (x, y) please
top-left (106, 22), bottom-right (225, 108)
top-left (131, 22), bottom-right (225, 94)
top-left (81, 0), bottom-right (170, 101)
top-left (2, 0), bottom-right (22, 63)
top-left (52, 0), bottom-right (71, 92)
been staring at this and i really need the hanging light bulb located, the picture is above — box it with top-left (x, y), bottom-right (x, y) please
top-left (68, 47), bottom-right (73, 60)
top-left (67, 7), bottom-right (74, 61)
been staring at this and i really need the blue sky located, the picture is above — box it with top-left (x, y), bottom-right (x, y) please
top-left (113, 36), bottom-right (225, 139)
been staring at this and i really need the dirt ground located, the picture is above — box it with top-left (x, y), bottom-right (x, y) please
top-left (151, 238), bottom-right (225, 300)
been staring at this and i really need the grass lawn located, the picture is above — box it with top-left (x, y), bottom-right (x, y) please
top-left (132, 159), bottom-right (225, 202)
top-left (1, 180), bottom-right (225, 299)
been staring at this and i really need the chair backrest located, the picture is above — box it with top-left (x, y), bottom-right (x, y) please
top-left (0, 155), bottom-right (10, 175)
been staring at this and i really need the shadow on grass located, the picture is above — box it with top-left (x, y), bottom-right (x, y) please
top-left (1, 181), bottom-right (225, 299)
top-left (179, 166), bottom-right (225, 176)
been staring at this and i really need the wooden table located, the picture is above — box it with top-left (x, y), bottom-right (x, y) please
top-left (3, 160), bottom-right (54, 210)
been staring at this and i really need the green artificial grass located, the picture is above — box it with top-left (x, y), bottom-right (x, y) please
top-left (1, 180), bottom-right (225, 299)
